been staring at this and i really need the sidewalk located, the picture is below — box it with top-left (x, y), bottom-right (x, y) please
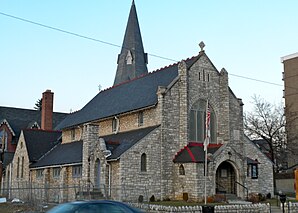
top-left (271, 205), bottom-right (282, 213)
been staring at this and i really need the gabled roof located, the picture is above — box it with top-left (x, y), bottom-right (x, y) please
top-left (31, 126), bottom-right (159, 168)
top-left (30, 140), bottom-right (82, 168)
top-left (0, 106), bottom-right (67, 143)
top-left (104, 125), bottom-right (160, 160)
top-left (173, 142), bottom-right (222, 163)
top-left (57, 55), bottom-right (201, 130)
top-left (23, 129), bottom-right (62, 162)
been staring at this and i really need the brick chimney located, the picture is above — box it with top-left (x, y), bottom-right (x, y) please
top-left (41, 89), bottom-right (54, 130)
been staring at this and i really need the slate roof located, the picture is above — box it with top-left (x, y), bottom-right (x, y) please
top-left (104, 125), bottom-right (160, 160)
top-left (56, 55), bottom-right (201, 130)
top-left (114, 0), bottom-right (148, 85)
top-left (0, 106), bottom-right (67, 144)
top-left (31, 126), bottom-right (159, 168)
top-left (23, 129), bottom-right (62, 162)
top-left (30, 140), bottom-right (82, 168)
top-left (173, 142), bottom-right (223, 163)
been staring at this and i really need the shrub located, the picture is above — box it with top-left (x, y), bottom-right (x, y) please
top-left (150, 195), bottom-right (155, 202)
top-left (138, 195), bottom-right (144, 203)
top-left (207, 196), bottom-right (215, 203)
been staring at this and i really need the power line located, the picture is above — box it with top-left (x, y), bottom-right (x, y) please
top-left (1, 11), bottom-right (296, 91)
top-left (0, 11), bottom-right (177, 63)
top-left (229, 73), bottom-right (283, 87)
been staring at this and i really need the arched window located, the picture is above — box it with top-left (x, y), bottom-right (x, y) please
top-left (179, 165), bottom-right (185, 175)
top-left (189, 100), bottom-right (217, 143)
top-left (141, 153), bottom-right (147, 172)
top-left (17, 157), bottom-right (20, 178)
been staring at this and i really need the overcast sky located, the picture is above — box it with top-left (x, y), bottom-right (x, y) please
top-left (1, 1), bottom-right (297, 113)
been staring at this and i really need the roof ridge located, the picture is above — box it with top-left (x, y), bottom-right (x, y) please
top-left (0, 106), bottom-right (67, 114)
top-left (101, 55), bottom-right (199, 94)
top-left (23, 128), bottom-right (62, 133)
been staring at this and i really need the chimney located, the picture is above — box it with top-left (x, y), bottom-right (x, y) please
top-left (41, 89), bottom-right (54, 130)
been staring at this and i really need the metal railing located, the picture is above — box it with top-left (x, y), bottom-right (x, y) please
top-left (235, 181), bottom-right (248, 200)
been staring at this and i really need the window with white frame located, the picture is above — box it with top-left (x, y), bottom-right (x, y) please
top-left (53, 168), bottom-right (61, 178)
top-left (71, 129), bottom-right (75, 141)
top-left (112, 117), bottom-right (119, 132)
top-left (251, 164), bottom-right (258, 179)
top-left (72, 165), bottom-right (82, 178)
top-left (36, 169), bottom-right (43, 179)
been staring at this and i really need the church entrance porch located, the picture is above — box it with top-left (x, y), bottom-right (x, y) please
top-left (216, 161), bottom-right (237, 195)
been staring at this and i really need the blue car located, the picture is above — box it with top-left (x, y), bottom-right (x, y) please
top-left (47, 200), bottom-right (144, 213)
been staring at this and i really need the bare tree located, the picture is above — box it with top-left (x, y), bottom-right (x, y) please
top-left (244, 95), bottom-right (286, 171)
top-left (284, 103), bottom-right (298, 168)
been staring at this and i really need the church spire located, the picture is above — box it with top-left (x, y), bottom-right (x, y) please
top-left (113, 0), bottom-right (148, 86)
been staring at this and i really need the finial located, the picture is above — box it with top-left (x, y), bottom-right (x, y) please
top-left (199, 41), bottom-right (205, 52)
top-left (132, 0), bottom-right (135, 5)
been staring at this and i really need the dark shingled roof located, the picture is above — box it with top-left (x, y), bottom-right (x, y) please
top-left (247, 157), bottom-right (260, 165)
top-left (173, 142), bottom-right (222, 163)
top-left (0, 106), bottom-right (67, 144)
top-left (56, 55), bottom-right (201, 130)
top-left (23, 129), bottom-right (62, 162)
top-left (31, 126), bottom-right (158, 168)
top-left (104, 125), bottom-right (160, 160)
top-left (30, 140), bottom-right (82, 168)
top-left (114, 0), bottom-right (148, 85)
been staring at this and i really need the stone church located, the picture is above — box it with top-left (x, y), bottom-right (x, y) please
top-left (7, 1), bottom-right (273, 202)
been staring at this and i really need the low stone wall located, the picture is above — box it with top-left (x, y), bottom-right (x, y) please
top-left (289, 202), bottom-right (298, 212)
top-left (131, 203), bottom-right (270, 213)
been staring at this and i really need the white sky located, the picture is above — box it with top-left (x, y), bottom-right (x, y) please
top-left (1, 1), bottom-right (297, 113)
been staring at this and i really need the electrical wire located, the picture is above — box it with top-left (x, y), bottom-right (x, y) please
top-left (0, 11), bottom-right (177, 63)
top-left (1, 11), bottom-right (298, 91)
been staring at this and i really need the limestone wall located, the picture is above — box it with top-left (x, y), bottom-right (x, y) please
top-left (244, 137), bottom-right (274, 195)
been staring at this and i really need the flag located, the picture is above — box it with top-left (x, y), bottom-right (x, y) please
top-left (204, 101), bottom-right (211, 151)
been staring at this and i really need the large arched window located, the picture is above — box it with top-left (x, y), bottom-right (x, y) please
top-left (189, 100), bottom-right (217, 143)
top-left (141, 153), bottom-right (147, 172)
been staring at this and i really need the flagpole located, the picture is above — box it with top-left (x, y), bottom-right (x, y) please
top-left (204, 99), bottom-right (209, 205)
top-left (204, 138), bottom-right (207, 204)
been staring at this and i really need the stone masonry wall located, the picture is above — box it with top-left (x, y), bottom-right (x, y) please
top-left (62, 127), bottom-right (82, 143)
top-left (10, 131), bottom-right (31, 201)
top-left (119, 127), bottom-right (161, 202)
top-left (244, 137), bottom-right (274, 195)
top-left (98, 108), bottom-right (158, 136)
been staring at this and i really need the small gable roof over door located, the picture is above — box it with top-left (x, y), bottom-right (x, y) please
top-left (173, 142), bottom-right (222, 163)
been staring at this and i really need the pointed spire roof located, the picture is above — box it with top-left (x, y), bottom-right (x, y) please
top-left (113, 0), bottom-right (148, 86)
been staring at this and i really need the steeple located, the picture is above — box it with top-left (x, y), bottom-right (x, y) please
top-left (113, 0), bottom-right (148, 86)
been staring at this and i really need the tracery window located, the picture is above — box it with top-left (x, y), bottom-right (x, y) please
top-left (189, 100), bottom-right (217, 143)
